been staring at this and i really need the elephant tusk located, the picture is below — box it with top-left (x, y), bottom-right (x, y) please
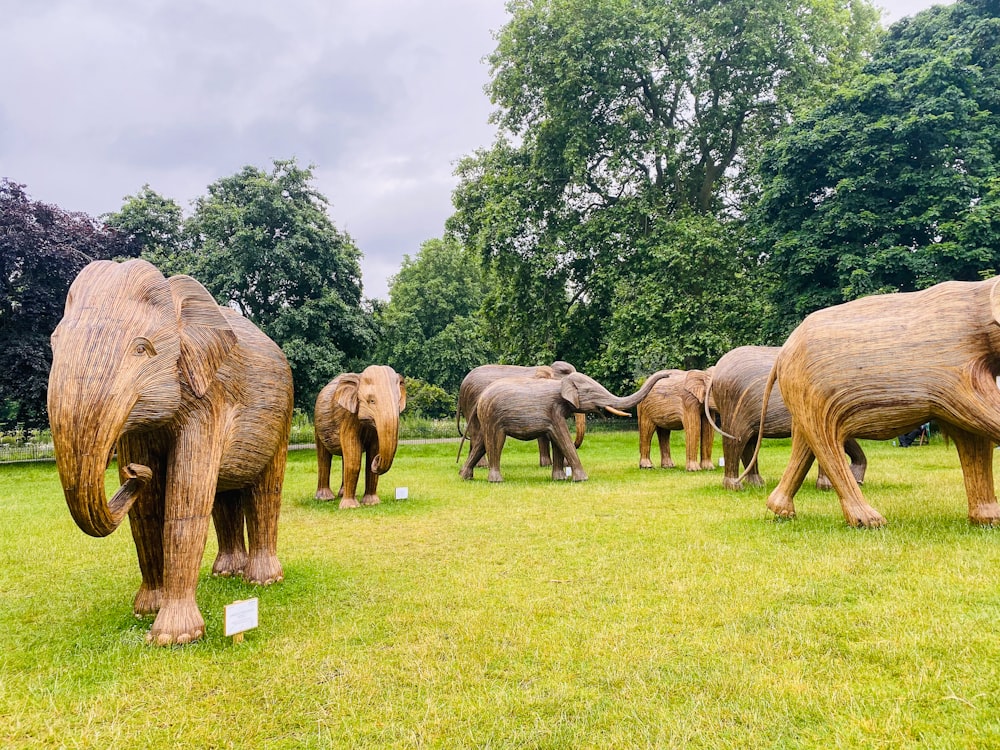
top-left (604, 406), bottom-right (632, 417)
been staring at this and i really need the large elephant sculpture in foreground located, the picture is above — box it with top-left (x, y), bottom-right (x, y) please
top-left (460, 370), bottom-right (674, 483)
top-left (48, 259), bottom-right (293, 645)
top-left (749, 278), bottom-right (1000, 527)
top-left (457, 362), bottom-right (586, 467)
top-left (313, 365), bottom-right (406, 509)
top-left (707, 346), bottom-right (866, 490)
top-left (637, 368), bottom-right (715, 471)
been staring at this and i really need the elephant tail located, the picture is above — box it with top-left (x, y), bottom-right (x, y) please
top-left (456, 433), bottom-right (467, 463)
top-left (704, 377), bottom-right (737, 440)
top-left (736, 356), bottom-right (778, 485)
top-left (455, 402), bottom-right (467, 462)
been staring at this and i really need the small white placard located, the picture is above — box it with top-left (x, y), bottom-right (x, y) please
top-left (395, 486), bottom-right (409, 500)
top-left (719, 457), bottom-right (725, 467)
top-left (565, 466), bottom-right (572, 477)
top-left (224, 597), bottom-right (259, 637)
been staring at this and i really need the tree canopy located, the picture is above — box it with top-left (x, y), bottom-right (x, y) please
top-left (756, 0), bottom-right (1000, 334)
top-left (450, 0), bottom-right (881, 387)
top-left (0, 180), bottom-right (136, 429)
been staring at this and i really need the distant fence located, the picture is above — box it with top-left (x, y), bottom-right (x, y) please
top-left (0, 442), bottom-right (55, 463)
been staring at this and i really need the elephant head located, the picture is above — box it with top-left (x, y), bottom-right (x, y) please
top-left (333, 365), bottom-right (406, 474)
top-left (559, 369), bottom-right (673, 416)
top-left (48, 259), bottom-right (236, 537)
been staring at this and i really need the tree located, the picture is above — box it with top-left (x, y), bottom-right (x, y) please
top-left (102, 185), bottom-right (187, 273)
top-left (450, 0), bottom-right (881, 381)
top-left (375, 236), bottom-right (494, 394)
top-left (755, 0), bottom-right (1000, 335)
top-left (184, 160), bottom-right (375, 410)
top-left (0, 180), bottom-right (136, 429)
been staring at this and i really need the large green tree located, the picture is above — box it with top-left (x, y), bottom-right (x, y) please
top-left (756, 0), bottom-right (1000, 335)
top-left (184, 160), bottom-right (375, 410)
top-left (451, 0), bottom-right (881, 385)
top-left (0, 180), bottom-right (136, 429)
top-left (102, 184), bottom-right (187, 274)
top-left (375, 236), bottom-right (495, 394)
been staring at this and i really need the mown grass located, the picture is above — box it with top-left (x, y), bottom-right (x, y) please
top-left (2, 433), bottom-right (1000, 748)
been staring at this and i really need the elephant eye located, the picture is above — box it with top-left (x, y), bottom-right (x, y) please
top-left (131, 337), bottom-right (156, 357)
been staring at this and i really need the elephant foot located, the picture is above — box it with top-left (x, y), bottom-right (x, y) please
top-left (360, 494), bottom-right (380, 506)
top-left (339, 496), bottom-right (361, 509)
top-left (815, 475), bottom-right (833, 491)
top-left (459, 468), bottom-right (474, 480)
top-left (722, 476), bottom-right (744, 491)
top-left (487, 469), bottom-right (504, 483)
top-left (133, 584), bottom-right (162, 616)
top-left (850, 465), bottom-right (866, 485)
top-left (969, 502), bottom-right (1000, 525)
top-left (571, 469), bottom-right (588, 482)
top-left (244, 552), bottom-right (283, 585)
top-left (475, 458), bottom-right (488, 469)
top-left (212, 549), bottom-right (249, 578)
top-left (661, 461), bottom-right (676, 469)
top-left (685, 461), bottom-right (701, 472)
top-left (315, 487), bottom-right (337, 501)
top-left (745, 474), bottom-right (765, 488)
top-left (552, 469), bottom-right (568, 481)
top-left (639, 458), bottom-right (654, 469)
top-left (700, 461), bottom-right (715, 471)
top-left (539, 457), bottom-right (552, 467)
top-left (146, 599), bottom-right (205, 646)
top-left (842, 502), bottom-right (886, 528)
top-left (766, 491), bottom-right (797, 519)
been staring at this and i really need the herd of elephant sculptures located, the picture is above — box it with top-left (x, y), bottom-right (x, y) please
top-left (45, 259), bottom-right (1000, 644)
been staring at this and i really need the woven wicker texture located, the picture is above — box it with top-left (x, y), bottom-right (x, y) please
top-left (636, 369), bottom-right (715, 472)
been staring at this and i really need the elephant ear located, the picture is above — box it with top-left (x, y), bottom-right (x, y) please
top-left (334, 374), bottom-right (361, 414)
top-left (560, 375), bottom-right (581, 409)
top-left (397, 374), bottom-right (407, 413)
top-left (169, 275), bottom-right (237, 398)
top-left (685, 371), bottom-right (708, 403)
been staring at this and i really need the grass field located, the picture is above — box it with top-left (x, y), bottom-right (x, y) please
top-left (2, 432), bottom-right (1000, 748)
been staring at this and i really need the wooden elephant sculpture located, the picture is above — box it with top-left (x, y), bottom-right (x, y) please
top-left (48, 259), bottom-right (293, 645)
top-left (707, 346), bottom-right (866, 490)
top-left (751, 278), bottom-right (1000, 527)
top-left (460, 369), bottom-right (673, 483)
top-left (314, 365), bottom-right (406, 509)
top-left (637, 368), bottom-right (715, 471)
top-left (457, 361), bottom-right (586, 467)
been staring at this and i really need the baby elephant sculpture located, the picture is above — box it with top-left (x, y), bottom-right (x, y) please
top-left (752, 278), bottom-right (1000, 527)
top-left (314, 365), bottom-right (406, 509)
top-left (707, 346), bottom-right (866, 490)
top-left (637, 368), bottom-right (715, 471)
top-left (48, 259), bottom-right (293, 645)
top-left (460, 369), bottom-right (673, 482)
top-left (457, 361), bottom-right (585, 467)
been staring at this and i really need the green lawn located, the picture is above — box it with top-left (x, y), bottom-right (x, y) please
top-left (2, 433), bottom-right (999, 748)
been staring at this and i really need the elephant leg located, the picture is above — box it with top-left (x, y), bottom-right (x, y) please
top-left (467, 424), bottom-right (488, 468)
top-left (845, 438), bottom-right (867, 485)
top-left (681, 408), bottom-right (702, 471)
top-left (551, 442), bottom-right (568, 480)
top-left (766, 430), bottom-right (815, 520)
top-left (147, 421), bottom-right (223, 646)
top-left (538, 435), bottom-right (553, 467)
top-left (242, 445), bottom-right (286, 585)
top-left (741, 437), bottom-right (765, 488)
top-left (815, 463), bottom-right (833, 491)
top-left (699, 414), bottom-right (715, 470)
top-left (551, 419), bottom-right (587, 482)
top-left (812, 431), bottom-right (885, 528)
top-left (657, 427), bottom-right (674, 469)
top-left (315, 439), bottom-right (337, 501)
top-left (950, 428), bottom-right (1000, 525)
top-left (360, 444), bottom-right (381, 506)
top-left (120, 435), bottom-right (166, 617)
top-left (339, 433), bottom-right (363, 509)
top-left (485, 427), bottom-right (506, 483)
top-left (459, 433), bottom-right (486, 480)
top-left (721, 436), bottom-right (743, 490)
top-left (638, 413), bottom-right (655, 469)
top-left (211, 489), bottom-right (248, 577)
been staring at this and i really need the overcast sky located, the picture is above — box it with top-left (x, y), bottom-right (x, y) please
top-left (1, 0), bottom-right (954, 299)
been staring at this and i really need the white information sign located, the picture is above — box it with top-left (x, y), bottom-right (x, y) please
top-left (224, 597), bottom-right (259, 637)
top-left (395, 486), bottom-right (409, 500)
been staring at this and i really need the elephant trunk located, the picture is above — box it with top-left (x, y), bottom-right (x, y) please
top-left (573, 412), bottom-right (586, 448)
top-left (605, 369), bottom-right (674, 413)
top-left (371, 414), bottom-right (400, 475)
